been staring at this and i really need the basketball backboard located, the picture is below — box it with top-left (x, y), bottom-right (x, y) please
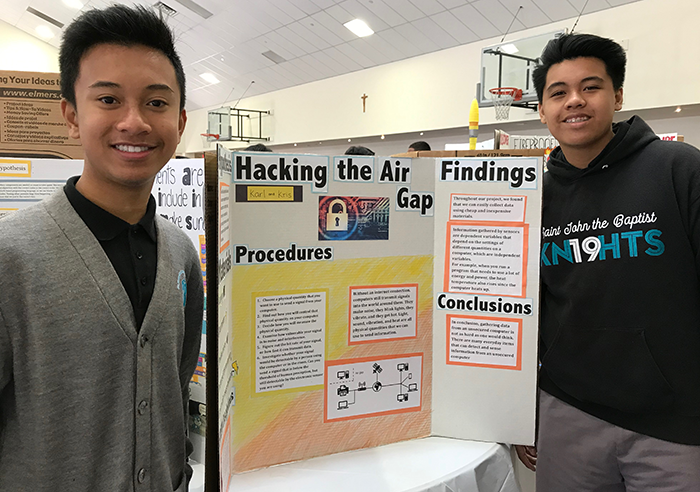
top-left (207, 107), bottom-right (232, 141)
top-left (478, 30), bottom-right (566, 112)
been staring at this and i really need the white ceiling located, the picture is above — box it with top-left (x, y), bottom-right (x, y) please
top-left (1, 0), bottom-right (640, 111)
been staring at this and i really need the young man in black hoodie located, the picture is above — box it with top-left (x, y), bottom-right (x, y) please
top-left (515, 33), bottom-right (700, 491)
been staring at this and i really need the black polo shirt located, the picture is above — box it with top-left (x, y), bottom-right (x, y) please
top-left (64, 176), bottom-right (157, 329)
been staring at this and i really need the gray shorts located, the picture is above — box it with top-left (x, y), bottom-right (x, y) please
top-left (536, 391), bottom-right (700, 492)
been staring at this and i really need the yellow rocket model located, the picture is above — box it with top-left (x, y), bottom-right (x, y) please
top-left (469, 99), bottom-right (479, 150)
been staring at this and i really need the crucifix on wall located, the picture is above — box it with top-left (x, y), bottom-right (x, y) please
top-left (361, 93), bottom-right (368, 113)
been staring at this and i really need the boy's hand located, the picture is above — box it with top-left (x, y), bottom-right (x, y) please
top-left (514, 444), bottom-right (537, 471)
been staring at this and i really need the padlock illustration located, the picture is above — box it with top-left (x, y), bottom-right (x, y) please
top-left (326, 199), bottom-right (348, 231)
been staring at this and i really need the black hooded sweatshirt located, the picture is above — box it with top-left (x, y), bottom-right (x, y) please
top-left (540, 116), bottom-right (700, 444)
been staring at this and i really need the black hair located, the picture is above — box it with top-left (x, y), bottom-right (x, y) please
top-left (244, 143), bottom-right (273, 152)
top-left (408, 141), bottom-right (431, 151)
top-left (532, 33), bottom-right (626, 103)
top-left (345, 145), bottom-right (374, 156)
top-left (60, 5), bottom-right (186, 110)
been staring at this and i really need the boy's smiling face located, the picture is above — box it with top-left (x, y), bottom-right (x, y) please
top-left (62, 43), bottom-right (186, 193)
top-left (539, 57), bottom-right (623, 167)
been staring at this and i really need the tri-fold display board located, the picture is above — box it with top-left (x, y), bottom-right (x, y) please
top-left (209, 148), bottom-right (544, 489)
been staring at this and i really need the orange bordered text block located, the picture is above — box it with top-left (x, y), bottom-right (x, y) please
top-left (348, 284), bottom-right (418, 345)
top-left (446, 315), bottom-right (522, 370)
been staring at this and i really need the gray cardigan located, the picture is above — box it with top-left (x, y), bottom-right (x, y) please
top-left (0, 190), bottom-right (203, 492)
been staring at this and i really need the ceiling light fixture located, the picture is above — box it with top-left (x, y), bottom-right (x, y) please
top-left (35, 25), bottom-right (54, 39)
top-left (171, 0), bottom-right (212, 19)
top-left (420, 132), bottom-right (424, 136)
top-left (153, 1), bottom-right (177, 17)
top-left (62, 0), bottom-right (84, 8)
top-left (675, 106), bottom-right (682, 113)
top-left (262, 50), bottom-right (286, 64)
top-left (348, 138), bottom-right (351, 142)
top-left (344, 19), bottom-right (374, 37)
top-left (27, 7), bottom-right (63, 28)
top-left (200, 72), bottom-right (220, 84)
top-left (380, 135), bottom-right (385, 140)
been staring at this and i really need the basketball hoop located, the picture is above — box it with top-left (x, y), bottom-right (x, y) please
top-left (200, 133), bottom-right (220, 148)
top-left (489, 87), bottom-right (523, 121)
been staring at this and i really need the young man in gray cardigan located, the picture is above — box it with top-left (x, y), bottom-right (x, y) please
top-left (0, 6), bottom-right (203, 491)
